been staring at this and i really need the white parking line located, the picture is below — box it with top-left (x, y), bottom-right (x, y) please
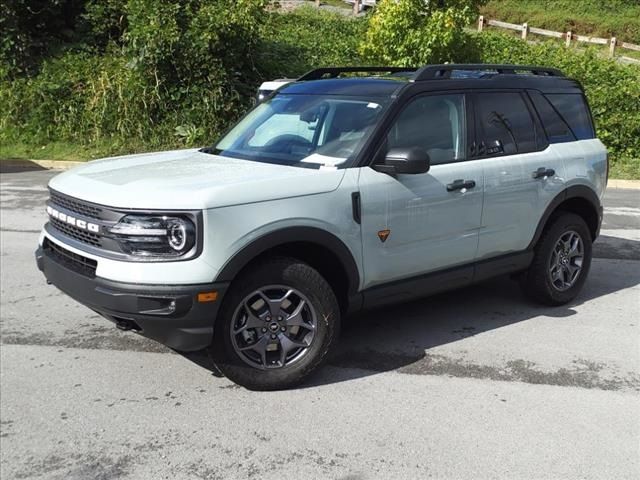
top-left (605, 207), bottom-right (640, 217)
top-left (0, 185), bottom-right (48, 192)
top-left (599, 229), bottom-right (640, 241)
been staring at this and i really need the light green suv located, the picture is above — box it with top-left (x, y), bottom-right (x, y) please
top-left (36, 64), bottom-right (607, 390)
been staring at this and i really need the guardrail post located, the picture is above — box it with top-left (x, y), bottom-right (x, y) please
top-left (353, 0), bottom-right (360, 15)
top-left (565, 31), bottom-right (572, 47)
top-left (609, 37), bottom-right (617, 57)
top-left (522, 22), bottom-right (529, 40)
top-left (478, 15), bottom-right (484, 32)
top-left (315, 0), bottom-right (320, 7)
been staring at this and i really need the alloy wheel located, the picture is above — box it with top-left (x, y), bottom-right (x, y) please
top-left (230, 285), bottom-right (317, 369)
top-left (548, 230), bottom-right (584, 292)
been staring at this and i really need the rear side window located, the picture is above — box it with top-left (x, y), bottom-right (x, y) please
top-left (475, 92), bottom-right (538, 155)
top-left (528, 91), bottom-right (575, 143)
top-left (545, 94), bottom-right (594, 140)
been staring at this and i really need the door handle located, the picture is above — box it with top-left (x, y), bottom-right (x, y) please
top-left (532, 167), bottom-right (555, 179)
top-left (447, 179), bottom-right (476, 192)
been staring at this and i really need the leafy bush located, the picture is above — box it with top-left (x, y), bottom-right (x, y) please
top-left (1, 0), bottom-right (270, 150)
top-left (361, 0), bottom-right (485, 65)
top-left (0, 0), bottom-right (86, 78)
top-left (258, 6), bottom-right (365, 78)
top-left (82, 0), bottom-right (128, 47)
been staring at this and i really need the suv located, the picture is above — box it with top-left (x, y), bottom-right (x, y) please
top-left (36, 64), bottom-right (607, 390)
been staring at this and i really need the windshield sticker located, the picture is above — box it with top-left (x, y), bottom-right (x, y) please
top-left (367, 102), bottom-right (380, 109)
top-left (300, 153), bottom-right (347, 167)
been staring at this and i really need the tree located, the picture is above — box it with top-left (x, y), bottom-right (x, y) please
top-left (360, 0), bottom-right (486, 66)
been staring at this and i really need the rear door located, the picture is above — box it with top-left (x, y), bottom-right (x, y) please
top-left (532, 91), bottom-right (605, 195)
top-left (473, 90), bottom-right (566, 259)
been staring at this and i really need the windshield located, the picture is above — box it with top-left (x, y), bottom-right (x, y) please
top-left (212, 94), bottom-right (389, 168)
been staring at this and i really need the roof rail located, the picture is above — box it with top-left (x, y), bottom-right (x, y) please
top-left (413, 64), bottom-right (564, 81)
top-left (298, 66), bottom-right (418, 81)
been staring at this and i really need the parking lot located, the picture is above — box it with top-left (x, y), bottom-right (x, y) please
top-left (1, 166), bottom-right (639, 479)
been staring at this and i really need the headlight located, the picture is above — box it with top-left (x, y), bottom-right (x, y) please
top-left (108, 215), bottom-right (196, 258)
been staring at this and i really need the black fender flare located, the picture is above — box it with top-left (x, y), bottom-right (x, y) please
top-left (215, 226), bottom-right (361, 295)
top-left (527, 185), bottom-right (602, 250)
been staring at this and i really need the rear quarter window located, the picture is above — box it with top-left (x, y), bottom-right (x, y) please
top-left (528, 91), bottom-right (575, 143)
top-left (545, 93), bottom-right (595, 140)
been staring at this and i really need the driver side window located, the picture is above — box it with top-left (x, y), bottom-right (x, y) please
top-left (387, 94), bottom-right (466, 165)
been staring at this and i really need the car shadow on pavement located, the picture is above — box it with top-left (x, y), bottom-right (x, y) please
top-left (176, 246), bottom-right (640, 389)
top-left (593, 235), bottom-right (640, 261)
top-left (302, 256), bottom-right (640, 388)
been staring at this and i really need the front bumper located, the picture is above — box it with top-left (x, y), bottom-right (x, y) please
top-left (36, 245), bottom-right (228, 352)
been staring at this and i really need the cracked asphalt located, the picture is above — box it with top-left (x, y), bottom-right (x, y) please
top-left (1, 167), bottom-right (639, 479)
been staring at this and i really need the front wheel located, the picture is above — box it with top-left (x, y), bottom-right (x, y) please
top-left (523, 212), bottom-right (593, 306)
top-left (211, 257), bottom-right (340, 390)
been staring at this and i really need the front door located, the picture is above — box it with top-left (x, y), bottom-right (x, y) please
top-left (358, 93), bottom-right (484, 289)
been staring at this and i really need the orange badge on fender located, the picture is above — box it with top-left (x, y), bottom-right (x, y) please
top-left (377, 229), bottom-right (391, 243)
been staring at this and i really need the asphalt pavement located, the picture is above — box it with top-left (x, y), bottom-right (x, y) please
top-left (1, 167), bottom-right (639, 479)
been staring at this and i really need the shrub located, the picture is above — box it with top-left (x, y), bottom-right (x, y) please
top-left (0, 0), bottom-right (87, 78)
top-left (1, 0), bottom-right (271, 150)
top-left (360, 0), bottom-right (485, 66)
top-left (258, 6), bottom-right (366, 78)
top-left (81, 0), bottom-right (128, 47)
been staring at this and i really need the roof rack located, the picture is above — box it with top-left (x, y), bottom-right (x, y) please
top-left (297, 66), bottom-right (418, 81)
top-left (413, 64), bottom-right (564, 81)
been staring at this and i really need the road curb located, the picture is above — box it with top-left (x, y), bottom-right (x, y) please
top-left (2, 158), bottom-right (640, 189)
top-left (1, 159), bottom-right (84, 171)
top-left (608, 179), bottom-right (640, 190)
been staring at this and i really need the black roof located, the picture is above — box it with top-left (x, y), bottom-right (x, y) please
top-left (278, 64), bottom-right (583, 97)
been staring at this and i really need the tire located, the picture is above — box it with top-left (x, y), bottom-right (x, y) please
top-left (523, 212), bottom-right (592, 306)
top-left (211, 256), bottom-right (340, 391)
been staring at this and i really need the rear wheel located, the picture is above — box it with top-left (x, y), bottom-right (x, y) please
top-left (212, 257), bottom-right (340, 390)
top-left (523, 212), bottom-right (592, 305)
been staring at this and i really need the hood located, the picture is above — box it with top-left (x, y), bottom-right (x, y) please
top-left (48, 149), bottom-right (346, 210)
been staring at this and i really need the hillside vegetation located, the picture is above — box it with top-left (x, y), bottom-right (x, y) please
top-left (1, 0), bottom-right (638, 178)
top-left (481, 0), bottom-right (640, 43)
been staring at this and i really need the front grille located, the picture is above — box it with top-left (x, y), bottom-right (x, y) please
top-left (50, 217), bottom-right (101, 247)
top-left (49, 190), bottom-right (102, 219)
top-left (44, 238), bottom-right (97, 277)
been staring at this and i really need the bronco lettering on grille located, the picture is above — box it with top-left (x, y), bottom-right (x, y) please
top-left (47, 206), bottom-right (100, 233)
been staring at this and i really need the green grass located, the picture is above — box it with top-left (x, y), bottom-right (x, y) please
top-left (609, 157), bottom-right (640, 181)
top-left (481, 0), bottom-right (640, 44)
top-left (0, 139), bottom-right (156, 163)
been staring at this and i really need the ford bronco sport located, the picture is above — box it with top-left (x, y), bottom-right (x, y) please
top-left (36, 64), bottom-right (607, 390)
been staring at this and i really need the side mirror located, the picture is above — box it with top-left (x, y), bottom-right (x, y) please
top-left (372, 147), bottom-right (430, 175)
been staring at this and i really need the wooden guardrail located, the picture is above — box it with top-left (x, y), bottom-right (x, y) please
top-left (477, 16), bottom-right (640, 65)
